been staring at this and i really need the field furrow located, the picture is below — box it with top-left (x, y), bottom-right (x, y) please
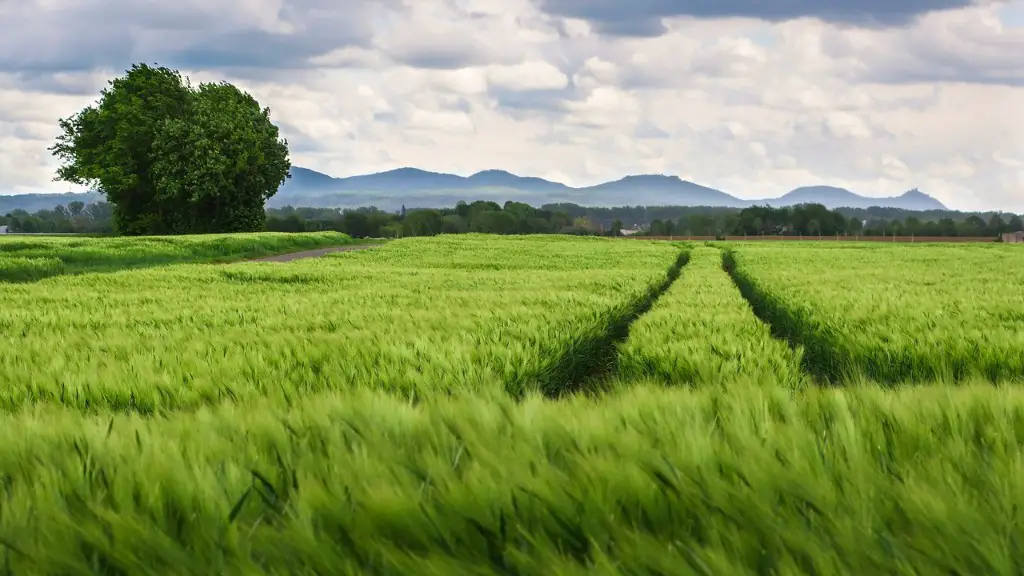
top-left (726, 243), bottom-right (1024, 384)
top-left (0, 235), bottom-right (681, 412)
top-left (614, 246), bottom-right (808, 388)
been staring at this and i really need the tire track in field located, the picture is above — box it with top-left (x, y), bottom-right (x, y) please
top-left (537, 248), bottom-right (691, 399)
top-left (721, 248), bottom-right (838, 385)
top-left (596, 246), bottom-right (810, 391)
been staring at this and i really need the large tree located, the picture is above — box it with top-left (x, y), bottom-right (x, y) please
top-left (50, 64), bottom-right (290, 235)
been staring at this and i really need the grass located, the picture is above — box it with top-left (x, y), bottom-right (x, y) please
top-left (614, 246), bottom-right (808, 388)
top-left (0, 231), bottom-right (362, 281)
top-left (724, 242), bottom-right (1024, 384)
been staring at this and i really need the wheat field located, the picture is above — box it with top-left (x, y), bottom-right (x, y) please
top-left (1, 234), bottom-right (1022, 574)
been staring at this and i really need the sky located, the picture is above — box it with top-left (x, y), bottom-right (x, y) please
top-left (0, 0), bottom-right (1022, 212)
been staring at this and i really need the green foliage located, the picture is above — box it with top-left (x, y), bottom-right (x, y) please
top-left (732, 203), bottom-right (850, 236)
top-left (3, 201), bottom-right (114, 234)
top-left (551, 202), bottom-right (1021, 238)
top-left (401, 208), bottom-right (443, 236)
top-left (265, 200), bottom-right (586, 237)
top-left (49, 64), bottom-right (290, 235)
top-left (151, 82), bottom-right (290, 233)
top-left (16, 197), bottom-right (1019, 239)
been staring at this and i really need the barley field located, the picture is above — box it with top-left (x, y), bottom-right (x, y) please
top-left (1, 234), bottom-right (1023, 574)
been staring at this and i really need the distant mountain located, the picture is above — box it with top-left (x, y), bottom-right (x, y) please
top-left (578, 175), bottom-right (742, 207)
top-left (466, 170), bottom-right (570, 193)
top-left (271, 167), bottom-right (949, 211)
top-left (273, 168), bottom-right (756, 208)
top-left (0, 192), bottom-right (102, 214)
top-left (0, 168), bottom-right (951, 214)
top-left (766, 186), bottom-right (946, 211)
top-left (273, 167), bottom-right (576, 209)
top-left (287, 167), bottom-right (344, 192)
top-left (769, 186), bottom-right (864, 208)
top-left (280, 167), bottom-right (569, 198)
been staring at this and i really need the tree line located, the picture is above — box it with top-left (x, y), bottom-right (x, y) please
top-left (0, 200), bottom-right (604, 236)
top-left (4, 199), bottom-right (1020, 239)
top-left (254, 201), bottom-right (1024, 239)
top-left (265, 201), bottom-right (604, 237)
top-left (1, 202), bottom-right (113, 234)
top-left (643, 204), bottom-right (1023, 238)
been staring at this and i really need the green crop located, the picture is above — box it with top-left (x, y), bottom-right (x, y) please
top-left (726, 243), bottom-right (1024, 384)
top-left (0, 234), bottom-right (681, 413)
top-left (1, 383), bottom-right (1023, 574)
top-left (616, 246), bottom-right (808, 388)
top-left (0, 231), bottom-right (357, 281)
top-left (2, 234), bottom-right (1022, 574)
top-left (0, 255), bottom-right (65, 282)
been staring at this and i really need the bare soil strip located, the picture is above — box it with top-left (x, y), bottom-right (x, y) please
top-left (246, 244), bottom-right (380, 263)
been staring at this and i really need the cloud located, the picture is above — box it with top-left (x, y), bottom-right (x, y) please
top-left (534, 0), bottom-right (986, 37)
top-left (0, 0), bottom-right (381, 72)
top-left (0, 0), bottom-right (1022, 213)
top-left (487, 61), bottom-right (570, 91)
top-left (823, 7), bottom-right (1024, 85)
top-left (563, 87), bottom-right (642, 128)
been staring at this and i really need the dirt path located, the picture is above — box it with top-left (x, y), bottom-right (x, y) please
top-left (247, 244), bottom-right (380, 263)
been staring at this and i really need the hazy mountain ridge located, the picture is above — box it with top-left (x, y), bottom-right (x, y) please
top-left (0, 192), bottom-right (104, 214)
top-left (273, 167), bottom-right (949, 211)
top-left (1, 166), bottom-right (950, 213)
top-left (775, 186), bottom-right (943, 210)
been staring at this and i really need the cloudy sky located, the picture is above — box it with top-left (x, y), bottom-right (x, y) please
top-left (1, 0), bottom-right (1022, 211)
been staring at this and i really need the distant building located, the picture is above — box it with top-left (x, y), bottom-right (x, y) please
top-left (0, 225), bottom-right (7, 234)
top-left (1003, 231), bottom-right (1024, 244)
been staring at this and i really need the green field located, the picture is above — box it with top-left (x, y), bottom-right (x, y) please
top-left (0, 231), bottom-right (358, 281)
top-left (1, 234), bottom-right (1023, 574)
top-left (614, 246), bottom-right (808, 389)
top-left (725, 243), bottom-right (1024, 384)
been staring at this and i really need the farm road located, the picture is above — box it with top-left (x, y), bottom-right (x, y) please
top-left (247, 244), bottom-right (380, 263)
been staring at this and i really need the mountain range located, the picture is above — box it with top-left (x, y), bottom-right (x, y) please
top-left (271, 167), bottom-right (948, 211)
top-left (0, 167), bottom-right (949, 214)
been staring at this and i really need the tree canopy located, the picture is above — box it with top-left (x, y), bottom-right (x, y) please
top-left (49, 64), bottom-right (290, 235)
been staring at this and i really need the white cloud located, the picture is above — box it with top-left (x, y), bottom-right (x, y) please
top-left (563, 87), bottom-right (641, 128)
top-left (487, 61), bottom-right (569, 91)
top-left (0, 0), bottom-right (1023, 212)
top-left (407, 109), bottom-right (475, 133)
